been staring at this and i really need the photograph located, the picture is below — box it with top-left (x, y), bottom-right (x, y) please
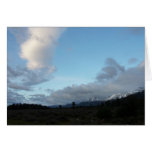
top-left (7, 27), bottom-right (145, 125)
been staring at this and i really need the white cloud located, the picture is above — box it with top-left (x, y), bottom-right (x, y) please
top-left (20, 27), bottom-right (65, 70)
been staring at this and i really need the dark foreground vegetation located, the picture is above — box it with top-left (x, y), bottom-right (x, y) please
top-left (7, 91), bottom-right (144, 125)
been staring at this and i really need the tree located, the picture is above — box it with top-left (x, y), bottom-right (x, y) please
top-left (59, 105), bottom-right (62, 109)
top-left (72, 102), bottom-right (76, 109)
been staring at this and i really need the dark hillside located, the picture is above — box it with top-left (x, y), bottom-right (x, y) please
top-left (7, 91), bottom-right (144, 125)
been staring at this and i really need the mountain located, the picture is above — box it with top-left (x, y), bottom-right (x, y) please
top-left (8, 90), bottom-right (144, 109)
top-left (106, 89), bottom-right (144, 101)
top-left (49, 90), bottom-right (144, 108)
top-left (8, 90), bottom-right (145, 125)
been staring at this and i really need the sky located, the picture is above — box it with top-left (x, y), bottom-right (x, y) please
top-left (7, 27), bottom-right (145, 106)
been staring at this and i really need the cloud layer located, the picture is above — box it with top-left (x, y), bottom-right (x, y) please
top-left (27, 59), bottom-right (145, 106)
top-left (8, 58), bottom-right (144, 105)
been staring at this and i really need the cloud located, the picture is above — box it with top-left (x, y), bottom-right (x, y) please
top-left (7, 66), bottom-right (22, 78)
top-left (28, 59), bottom-right (145, 106)
top-left (20, 27), bottom-right (65, 70)
top-left (7, 66), bottom-right (51, 91)
top-left (8, 58), bottom-right (144, 106)
top-left (7, 90), bottom-right (27, 105)
top-left (106, 58), bottom-right (125, 72)
top-left (108, 62), bottom-right (145, 91)
top-left (8, 27), bottom-right (65, 93)
top-left (20, 67), bottom-right (50, 86)
top-left (8, 80), bottom-right (31, 91)
top-left (28, 94), bottom-right (50, 105)
top-left (96, 58), bottom-right (125, 81)
top-left (128, 58), bottom-right (138, 64)
top-left (7, 89), bottom-right (49, 105)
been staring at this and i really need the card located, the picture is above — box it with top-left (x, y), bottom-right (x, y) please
top-left (7, 27), bottom-right (145, 125)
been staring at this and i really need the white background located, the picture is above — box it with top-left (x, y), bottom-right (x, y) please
top-left (0, 0), bottom-right (152, 152)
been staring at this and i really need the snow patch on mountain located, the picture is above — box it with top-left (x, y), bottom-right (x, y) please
top-left (106, 88), bottom-right (144, 101)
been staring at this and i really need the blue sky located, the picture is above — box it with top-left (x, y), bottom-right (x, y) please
top-left (7, 27), bottom-right (145, 105)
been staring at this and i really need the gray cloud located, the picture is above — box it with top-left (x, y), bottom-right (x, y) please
top-left (96, 66), bottom-right (117, 80)
top-left (28, 94), bottom-right (50, 105)
top-left (8, 58), bottom-right (144, 106)
top-left (7, 66), bottom-right (52, 91)
top-left (21, 68), bottom-right (50, 86)
top-left (7, 90), bottom-right (48, 105)
top-left (96, 58), bottom-right (125, 81)
top-left (113, 63), bottom-right (144, 90)
top-left (106, 58), bottom-right (125, 72)
top-left (7, 90), bottom-right (27, 105)
top-left (28, 59), bottom-right (144, 106)
top-left (8, 81), bottom-right (31, 91)
top-left (7, 66), bottom-right (22, 78)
